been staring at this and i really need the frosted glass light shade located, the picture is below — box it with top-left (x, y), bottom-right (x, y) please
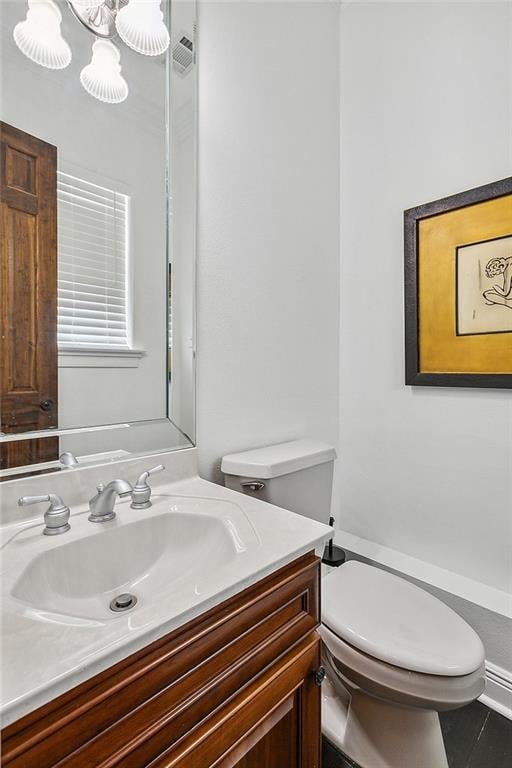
top-left (70, 0), bottom-right (104, 7)
top-left (80, 40), bottom-right (128, 104)
top-left (13, 0), bottom-right (71, 70)
top-left (115, 0), bottom-right (170, 57)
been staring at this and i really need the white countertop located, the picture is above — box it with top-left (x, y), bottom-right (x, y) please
top-left (0, 474), bottom-right (331, 727)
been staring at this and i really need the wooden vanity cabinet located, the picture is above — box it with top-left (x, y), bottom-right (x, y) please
top-left (1, 553), bottom-right (322, 768)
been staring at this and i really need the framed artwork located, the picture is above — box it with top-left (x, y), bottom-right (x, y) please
top-left (404, 177), bottom-right (512, 388)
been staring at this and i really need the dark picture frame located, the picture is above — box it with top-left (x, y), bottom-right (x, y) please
top-left (404, 177), bottom-right (512, 389)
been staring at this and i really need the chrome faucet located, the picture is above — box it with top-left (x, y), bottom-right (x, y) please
top-left (88, 479), bottom-right (133, 523)
top-left (18, 494), bottom-right (71, 535)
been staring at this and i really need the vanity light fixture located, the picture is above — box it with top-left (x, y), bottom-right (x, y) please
top-left (13, 0), bottom-right (72, 70)
top-left (71, 0), bottom-right (105, 7)
top-left (80, 39), bottom-right (128, 104)
top-left (12, 0), bottom-right (170, 104)
top-left (115, 0), bottom-right (170, 57)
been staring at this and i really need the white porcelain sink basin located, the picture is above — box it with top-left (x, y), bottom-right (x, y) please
top-left (3, 495), bottom-right (259, 622)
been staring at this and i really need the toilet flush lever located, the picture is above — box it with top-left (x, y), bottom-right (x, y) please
top-left (240, 480), bottom-right (265, 492)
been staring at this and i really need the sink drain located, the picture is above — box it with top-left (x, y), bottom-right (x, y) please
top-left (109, 593), bottom-right (137, 612)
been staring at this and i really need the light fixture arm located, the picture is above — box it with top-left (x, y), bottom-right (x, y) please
top-left (66, 0), bottom-right (127, 40)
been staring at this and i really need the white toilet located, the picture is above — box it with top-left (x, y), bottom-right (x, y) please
top-left (222, 439), bottom-right (486, 768)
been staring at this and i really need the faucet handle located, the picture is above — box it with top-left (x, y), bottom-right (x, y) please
top-left (19, 494), bottom-right (52, 507)
top-left (19, 493), bottom-right (66, 510)
top-left (131, 465), bottom-right (165, 510)
top-left (134, 464), bottom-right (165, 489)
top-left (18, 494), bottom-right (71, 536)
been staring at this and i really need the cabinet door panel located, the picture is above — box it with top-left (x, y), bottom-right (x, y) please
top-left (231, 699), bottom-right (298, 768)
top-left (147, 634), bottom-right (321, 768)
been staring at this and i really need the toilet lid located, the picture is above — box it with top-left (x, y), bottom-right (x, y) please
top-left (322, 561), bottom-right (485, 676)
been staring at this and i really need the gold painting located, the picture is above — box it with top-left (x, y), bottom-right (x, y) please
top-left (404, 178), bottom-right (512, 388)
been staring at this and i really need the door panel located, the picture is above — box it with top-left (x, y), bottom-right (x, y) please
top-left (149, 636), bottom-right (321, 768)
top-left (231, 697), bottom-right (299, 768)
top-left (0, 122), bottom-right (59, 468)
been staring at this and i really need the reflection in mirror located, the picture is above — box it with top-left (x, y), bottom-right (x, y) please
top-left (0, 0), bottom-right (196, 476)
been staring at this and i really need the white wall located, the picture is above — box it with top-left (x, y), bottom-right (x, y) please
top-left (338, 1), bottom-right (512, 594)
top-left (196, 1), bottom-right (341, 487)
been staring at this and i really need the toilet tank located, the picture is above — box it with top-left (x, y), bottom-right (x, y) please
top-left (221, 439), bottom-right (336, 524)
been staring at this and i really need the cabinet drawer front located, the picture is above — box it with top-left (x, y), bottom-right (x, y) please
top-left (2, 553), bottom-right (320, 768)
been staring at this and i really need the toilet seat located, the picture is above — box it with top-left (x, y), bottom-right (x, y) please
top-left (320, 624), bottom-right (486, 712)
top-left (322, 561), bottom-right (485, 676)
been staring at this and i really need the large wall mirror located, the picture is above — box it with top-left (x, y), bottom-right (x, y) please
top-left (0, 0), bottom-right (196, 477)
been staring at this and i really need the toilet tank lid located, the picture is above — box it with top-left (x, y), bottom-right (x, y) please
top-left (221, 439), bottom-right (336, 479)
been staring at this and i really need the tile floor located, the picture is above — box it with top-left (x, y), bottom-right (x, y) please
top-left (322, 701), bottom-right (512, 768)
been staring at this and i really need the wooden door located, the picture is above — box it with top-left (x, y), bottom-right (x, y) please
top-left (0, 122), bottom-right (59, 469)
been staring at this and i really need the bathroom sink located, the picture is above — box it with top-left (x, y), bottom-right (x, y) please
top-left (0, 475), bottom-right (332, 727)
top-left (4, 495), bottom-right (259, 621)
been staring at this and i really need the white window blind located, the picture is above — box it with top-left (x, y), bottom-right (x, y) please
top-left (57, 172), bottom-right (130, 350)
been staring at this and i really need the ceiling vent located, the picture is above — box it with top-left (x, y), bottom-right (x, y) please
top-left (172, 32), bottom-right (194, 77)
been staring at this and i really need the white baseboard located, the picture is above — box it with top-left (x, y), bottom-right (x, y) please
top-left (481, 663), bottom-right (512, 720)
